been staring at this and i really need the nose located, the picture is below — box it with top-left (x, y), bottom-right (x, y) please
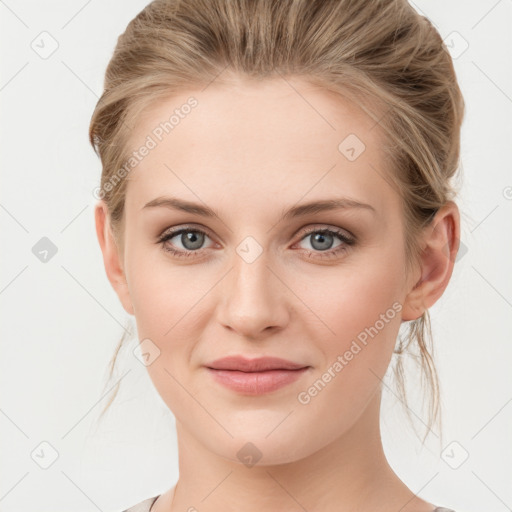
top-left (216, 249), bottom-right (290, 339)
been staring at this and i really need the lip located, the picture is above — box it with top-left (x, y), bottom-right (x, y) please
top-left (205, 356), bottom-right (310, 395)
top-left (206, 355), bottom-right (308, 372)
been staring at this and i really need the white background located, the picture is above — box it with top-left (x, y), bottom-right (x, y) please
top-left (1, 1), bottom-right (511, 511)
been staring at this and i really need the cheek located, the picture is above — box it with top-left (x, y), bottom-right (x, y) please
top-left (301, 245), bottom-right (405, 393)
top-left (305, 247), bottom-right (404, 345)
top-left (125, 249), bottom-right (211, 410)
top-left (126, 241), bottom-right (202, 328)
top-left (125, 245), bottom-right (214, 375)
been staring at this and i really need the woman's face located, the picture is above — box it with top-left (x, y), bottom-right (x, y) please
top-left (105, 77), bottom-right (421, 464)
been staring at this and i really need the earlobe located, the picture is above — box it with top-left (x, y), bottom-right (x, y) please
top-left (401, 272), bottom-right (426, 322)
top-left (401, 201), bottom-right (460, 322)
top-left (94, 201), bottom-right (134, 316)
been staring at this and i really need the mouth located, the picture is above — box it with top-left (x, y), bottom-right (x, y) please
top-left (204, 356), bottom-right (310, 395)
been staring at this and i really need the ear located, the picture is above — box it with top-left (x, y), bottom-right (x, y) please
top-left (401, 201), bottom-right (461, 322)
top-left (94, 201), bottom-right (134, 316)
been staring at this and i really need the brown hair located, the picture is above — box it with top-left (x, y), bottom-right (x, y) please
top-left (89, 0), bottom-right (465, 445)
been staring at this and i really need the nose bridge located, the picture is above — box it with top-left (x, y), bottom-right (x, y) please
top-left (217, 242), bottom-right (289, 337)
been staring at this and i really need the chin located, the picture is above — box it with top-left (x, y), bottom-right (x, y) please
top-left (214, 437), bottom-right (312, 467)
top-left (198, 416), bottom-right (321, 467)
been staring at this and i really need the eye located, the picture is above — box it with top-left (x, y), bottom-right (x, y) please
top-left (157, 226), bottom-right (215, 258)
top-left (157, 225), bottom-right (356, 261)
top-left (295, 227), bottom-right (355, 260)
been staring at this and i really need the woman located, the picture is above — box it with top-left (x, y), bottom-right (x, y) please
top-left (89, 0), bottom-right (465, 510)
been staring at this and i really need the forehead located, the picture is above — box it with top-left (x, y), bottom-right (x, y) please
top-left (123, 77), bottom-right (398, 218)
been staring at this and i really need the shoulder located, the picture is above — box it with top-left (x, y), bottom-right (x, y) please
top-left (119, 495), bottom-right (160, 512)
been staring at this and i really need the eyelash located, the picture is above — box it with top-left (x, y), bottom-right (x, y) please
top-left (157, 226), bottom-right (356, 261)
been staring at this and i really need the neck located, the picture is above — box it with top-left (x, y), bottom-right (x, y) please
top-left (163, 390), bottom-right (432, 512)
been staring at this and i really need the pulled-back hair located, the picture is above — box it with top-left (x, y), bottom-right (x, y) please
top-left (89, 0), bottom-right (465, 444)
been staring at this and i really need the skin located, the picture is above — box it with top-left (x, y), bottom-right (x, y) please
top-left (95, 76), bottom-right (460, 512)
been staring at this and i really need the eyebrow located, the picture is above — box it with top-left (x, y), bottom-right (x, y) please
top-left (142, 196), bottom-right (376, 220)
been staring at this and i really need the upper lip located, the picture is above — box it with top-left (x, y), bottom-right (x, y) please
top-left (205, 356), bottom-right (308, 372)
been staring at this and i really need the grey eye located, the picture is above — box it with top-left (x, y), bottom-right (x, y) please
top-left (309, 232), bottom-right (335, 251)
top-left (299, 231), bottom-right (344, 252)
top-left (176, 230), bottom-right (206, 250)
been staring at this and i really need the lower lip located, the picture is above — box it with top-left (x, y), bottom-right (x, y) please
top-left (206, 367), bottom-right (309, 395)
